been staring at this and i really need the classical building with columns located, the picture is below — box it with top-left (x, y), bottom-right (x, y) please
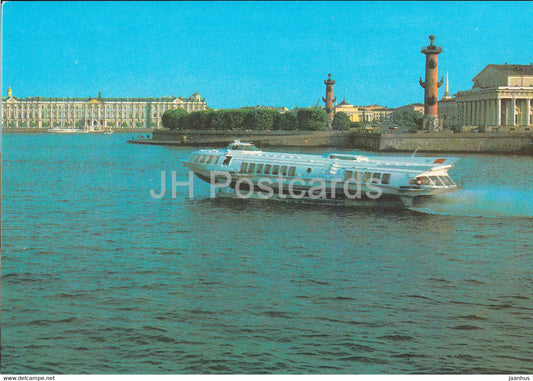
top-left (454, 64), bottom-right (533, 131)
top-left (1, 87), bottom-right (207, 129)
top-left (334, 99), bottom-right (393, 124)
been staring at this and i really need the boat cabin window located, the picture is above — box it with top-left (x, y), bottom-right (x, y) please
top-left (354, 171), bottom-right (362, 182)
top-left (198, 155), bottom-right (205, 163)
top-left (272, 165), bottom-right (280, 175)
top-left (228, 143), bottom-right (260, 151)
top-left (264, 164), bottom-right (272, 174)
top-left (439, 176), bottom-right (452, 186)
top-left (306, 168), bottom-right (312, 174)
top-left (256, 163), bottom-right (264, 173)
top-left (280, 165), bottom-right (288, 176)
top-left (329, 154), bottom-right (357, 161)
top-left (210, 156), bottom-right (219, 164)
top-left (419, 176), bottom-right (431, 185)
top-left (344, 170), bottom-right (353, 181)
top-left (442, 176), bottom-right (455, 186)
top-left (430, 176), bottom-right (444, 186)
top-left (222, 156), bottom-right (232, 165)
top-left (288, 166), bottom-right (296, 177)
top-left (363, 172), bottom-right (372, 183)
top-left (382, 173), bottom-right (391, 185)
top-left (240, 162), bottom-right (247, 173)
top-left (248, 163), bottom-right (256, 173)
top-left (372, 172), bottom-right (381, 183)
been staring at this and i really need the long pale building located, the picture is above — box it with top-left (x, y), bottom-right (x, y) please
top-left (1, 88), bottom-right (207, 129)
top-left (454, 64), bottom-right (533, 130)
top-left (334, 99), bottom-right (393, 123)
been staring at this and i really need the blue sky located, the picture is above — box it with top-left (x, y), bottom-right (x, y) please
top-left (2, 1), bottom-right (532, 109)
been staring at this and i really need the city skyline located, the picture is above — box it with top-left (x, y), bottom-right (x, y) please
top-left (2, 1), bottom-right (532, 109)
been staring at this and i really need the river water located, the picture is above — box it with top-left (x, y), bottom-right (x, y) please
top-left (1, 133), bottom-right (532, 374)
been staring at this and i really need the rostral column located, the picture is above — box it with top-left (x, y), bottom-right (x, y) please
top-left (419, 35), bottom-right (444, 131)
top-left (322, 74), bottom-right (336, 128)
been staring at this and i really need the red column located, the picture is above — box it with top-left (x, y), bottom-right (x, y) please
top-left (419, 36), bottom-right (444, 131)
top-left (323, 74), bottom-right (336, 128)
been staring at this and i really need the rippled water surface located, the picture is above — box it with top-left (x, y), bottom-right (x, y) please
top-left (2, 134), bottom-right (532, 374)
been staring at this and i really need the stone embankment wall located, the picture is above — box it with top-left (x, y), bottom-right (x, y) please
top-left (144, 129), bottom-right (352, 148)
top-left (128, 129), bottom-right (533, 154)
top-left (354, 131), bottom-right (533, 154)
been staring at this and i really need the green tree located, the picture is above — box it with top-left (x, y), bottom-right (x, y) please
top-left (208, 110), bottom-right (227, 130)
top-left (392, 109), bottom-right (423, 130)
top-left (297, 109), bottom-right (328, 131)
top-left (332, 112), bottom-right (351, 131)
top-left (273, 112), bottom-right (297, 130)
top-left (183, 110), bottom-right (213, 130)
top-left (244, 109), bottom-right (276, 130)
top-left (162, 108), bottom-right (188, 129)
top-left (224, 109), bottom-right (249, 130)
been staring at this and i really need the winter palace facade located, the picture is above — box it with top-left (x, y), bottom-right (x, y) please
top-left (1, 88), bottom-right (207, 130)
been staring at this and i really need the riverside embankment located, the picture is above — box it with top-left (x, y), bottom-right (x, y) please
top-left (353, 130), bottom-right (533, 154)
top-left (127, 129), bottom-right (533, 154)
top-left (127, 129), bottom-right (352, 148)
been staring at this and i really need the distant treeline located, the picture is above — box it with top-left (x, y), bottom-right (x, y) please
top-left (161, 107), bottom-right (422, 131)
top-left (161, 108), bottom-right (347, 131)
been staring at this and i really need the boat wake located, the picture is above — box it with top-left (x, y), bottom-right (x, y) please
top-left (410, 187), bottom-right (533, 218)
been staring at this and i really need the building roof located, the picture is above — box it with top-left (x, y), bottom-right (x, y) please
top-left (1, 87), bottom-right (205, 103)
top-left (2, 95), bottom-right (205, 103)
top-left (439, 97), bottom-right (456, 103)
top-left (479, 64), bottom-right (533, 77)
top-left (337, 99), bottom-right (353, 107)
top-left (361, 104), bottom-right (388, 110)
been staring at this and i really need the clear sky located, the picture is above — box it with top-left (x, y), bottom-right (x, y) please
top-left (2, 1), bottom-right (532, 109)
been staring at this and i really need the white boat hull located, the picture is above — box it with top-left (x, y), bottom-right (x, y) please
top-left (181, 141), bottom-right (462, 205)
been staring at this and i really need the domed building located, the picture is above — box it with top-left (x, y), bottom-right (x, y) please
top-left (334, 98), bottom-right (392, 124)
top-left (334, 98), bottom-right (360, 122)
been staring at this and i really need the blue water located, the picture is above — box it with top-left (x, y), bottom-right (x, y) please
top-left (2, 134), bottom-right (532, 374)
